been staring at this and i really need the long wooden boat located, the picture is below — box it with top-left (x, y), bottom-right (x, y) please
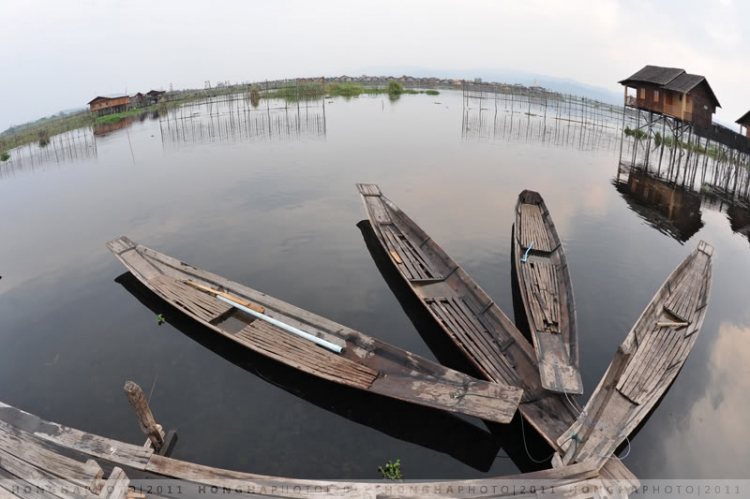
top-left (513, 190), bottom-right (582, 395)
top-left (106, 237), bottom-right (522, 424)
top-left (356, 183), bottom-right (639, 492)
top-left (115, 271), bottom-right (504, 472)
top-left (557, 240), bottom-right (713, 468)
top-left (0, 399), bottom-right (613, 499)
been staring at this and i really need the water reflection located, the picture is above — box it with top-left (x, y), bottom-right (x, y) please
top-left (0, 128), bottom-right (97, 179)
top-left (461, 105), bottom-right (620, 152)
top-left (114, 271), bottom-right (503, 472)
top-left (159, 96), bottom-right (326, 151)
top-left (94, 118), bottom-right (135, 136)
top-left (613, 165), bottom-right (704, 243)
top-left (646, 322), bottom-right (750, 477)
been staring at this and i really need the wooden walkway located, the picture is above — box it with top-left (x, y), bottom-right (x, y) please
top-left (0, 399), bottom-right (628, 499)
top-left (357, 184), bottom-right (638, 494)
top-left (558, 241), bottom-right (713, 468)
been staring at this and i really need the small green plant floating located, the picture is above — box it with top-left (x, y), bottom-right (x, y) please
top-left (157, 314), bottom-right (165, 325)
top-left (378, 459), bottom-right (403, 480)
top-left (700, 185), bottom-right (710, 194)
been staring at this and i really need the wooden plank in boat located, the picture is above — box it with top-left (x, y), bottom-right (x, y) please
top-left (235, 321), bottom-right (379, 390)
top-left (0, 403), bottom-right (152, 470)
top-left (97, 468), bottom-right (128, 499)
top-left (0, 420), bottom-right (104, 492)
top-left (0, 447), bottom-right (98, 499)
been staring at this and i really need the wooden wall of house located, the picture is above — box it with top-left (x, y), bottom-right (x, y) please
top-left (90, 97), bottom-right (131, 112)
top-left (687, 82), bottom-right (715, 127)
top-left (633, 83), bottom-right (665, 115)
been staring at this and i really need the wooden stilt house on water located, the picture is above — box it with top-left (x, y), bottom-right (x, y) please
top-left (737, 110), bottom-right (750, 139)
top-left (88, 95), bottom-right (131, 116)
top-left (619, 65), bottom-right (721, 128)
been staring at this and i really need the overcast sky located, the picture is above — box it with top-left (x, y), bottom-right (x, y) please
top-left (2, 0), bottom-right (748, 130)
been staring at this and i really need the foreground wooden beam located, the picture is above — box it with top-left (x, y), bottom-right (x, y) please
top-left (123, 381), bottom-right (164, 452)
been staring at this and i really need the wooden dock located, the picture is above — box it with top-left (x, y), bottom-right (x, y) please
top-left (356, 183), bottom-right (638, 494)
top-left (0, 394), bottom-right (628, 499)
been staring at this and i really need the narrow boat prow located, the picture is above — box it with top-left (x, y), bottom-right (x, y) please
top-left (557, 240), bottom-right (714, 468)
top-left (513, 189), bottom-right (583, 395)
top-left (106, 236), bottom-right (523, 424)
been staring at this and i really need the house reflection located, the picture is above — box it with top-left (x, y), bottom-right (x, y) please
top-left (613, 165), bottom-right (704, 243)
top-left (701, 184), bottom-right (750, 245)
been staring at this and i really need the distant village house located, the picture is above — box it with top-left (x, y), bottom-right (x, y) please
top-left (88, 95), bottom-right (131, 116)
top-left (619, 65), bottom-right (720, 128)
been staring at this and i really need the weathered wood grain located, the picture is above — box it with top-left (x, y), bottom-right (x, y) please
top-left (106, 237), bottom-right (522, 425)
top-left (558, 242), bottom-right (713, 469)
top-left (357, 184), bottom-right (638, 494)
top-left (514, 190), bottom-right (582, 395)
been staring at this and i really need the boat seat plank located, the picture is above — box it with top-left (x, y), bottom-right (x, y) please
top-left (363, 195), bottom-right (391, 224)
top-left (235, 321), bottom-right (379, 390)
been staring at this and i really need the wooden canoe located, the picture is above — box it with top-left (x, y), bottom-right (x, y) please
top-left (513, 190), bottom-right (582, 395)
top-left (357, 183), bottom-right (639, 491)
top-left (557, 240), bottom-right (713, 468)
top-left (106, 237), bottom-right (522, 424)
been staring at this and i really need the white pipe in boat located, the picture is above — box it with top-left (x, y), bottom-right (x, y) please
top-left (216, 295), bottom-right (344, 354)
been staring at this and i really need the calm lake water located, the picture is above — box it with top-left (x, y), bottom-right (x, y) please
top-left (1, 90), bottom-right (749, 480)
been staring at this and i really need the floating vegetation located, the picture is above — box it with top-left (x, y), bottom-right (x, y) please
top-left (0, 151), bottom-right (9, 162)
top-left (378, 459), bottom-right (403, 480)
top-left (157, 314), bottom-right (165, 325)
top-left (38, 130), bottom-right (50, 148)
top-left (249, 88), bottom-right (261, 107)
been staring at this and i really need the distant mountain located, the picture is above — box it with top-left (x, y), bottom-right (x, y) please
top-left (356, 66), bottom-right (623, 105)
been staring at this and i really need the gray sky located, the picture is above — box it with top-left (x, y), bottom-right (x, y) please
top-left (2, 0), bottom-right (748, 130)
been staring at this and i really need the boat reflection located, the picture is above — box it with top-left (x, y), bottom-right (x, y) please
top-left (613, 164), bottom-right (704, 243)
top-left (115, 271), bottom-right (501, 472)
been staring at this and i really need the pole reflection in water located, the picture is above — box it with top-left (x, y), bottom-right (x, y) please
top-left (461, 100), bottom-right (621, 153)
top-left (0, 128), bottom-right (98, 180)
top-left (159, 95), bottom-right (326, 152)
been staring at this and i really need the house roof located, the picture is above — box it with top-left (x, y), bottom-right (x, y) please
top-left (88, 95), bottom-right (129, 105)
top-left (620, 65), bottom-right (721, 108)
top-left (146, 90), bottom-right (165, 96)
top-left (619, 65), bottom-right (685, 86)
top-left (737, 110), bottom-right (750, 125)
top-left (663, 73), bottom-right (721, 107)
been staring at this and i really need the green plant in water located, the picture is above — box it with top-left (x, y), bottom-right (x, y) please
top-left (425, 90), bottom-right (439, 96)
top-left (157, 314), bottom-right (165, 325)
top-left (387, 81), bottom-right (404, 95)
top-left (700, 185), bottom-right (710, 194)
top-left (378, 459), bottom-right (402, 480)
top-left (249, 88), bottom-right (261, 107)
top-left (0, 151), bottom-right (9, 162)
